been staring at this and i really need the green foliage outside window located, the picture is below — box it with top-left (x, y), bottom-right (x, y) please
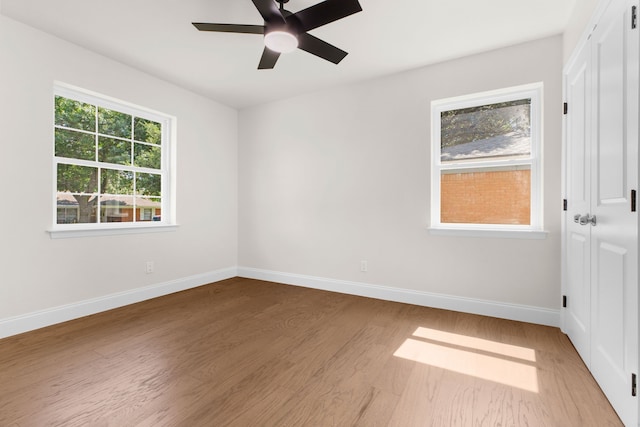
top-left (136, 173), bottom-right (161, 197)
top-left (55, 97), bottom-right (95, 131)
top-left (55, 128), bottom-right (95, 160)
top-left (98, 108), bottom-right (131, 139)
top-left (99, 137), bottom-right (132, 165)
top-left (135, 118), bottom-right (162, 144)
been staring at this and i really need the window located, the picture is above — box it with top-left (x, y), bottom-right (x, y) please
top-left (430, 83), bottom-right (544, 237)
top-left (51, 84), bottom-right (174, 236)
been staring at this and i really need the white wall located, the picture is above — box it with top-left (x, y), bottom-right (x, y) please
top-left (0, 16), bottom-right (238, 331)
top-left (239, 36), bottom-right (563, 316)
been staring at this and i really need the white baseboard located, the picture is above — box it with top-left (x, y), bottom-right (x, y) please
top-left (238, 267), bottom-right (560, 327)
top-left (0, 266), bottom-right (560, 340)
top-left (0, 267), bottom-right (238, 339)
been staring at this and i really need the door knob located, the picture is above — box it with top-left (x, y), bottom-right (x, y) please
top-left (574, 214), bottom-right (581, 223)
top-left (578, 214), bottom-right (597, 226)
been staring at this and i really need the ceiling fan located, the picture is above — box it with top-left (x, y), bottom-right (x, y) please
top-left (192, 0), bottom-right (363, 69)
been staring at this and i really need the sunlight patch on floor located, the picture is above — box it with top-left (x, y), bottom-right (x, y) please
top-left (412, 327), bottom-right (537, 362)
top-left (393, 328), bottom-right (539, 393)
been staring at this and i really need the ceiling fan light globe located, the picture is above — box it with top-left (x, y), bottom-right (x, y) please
top-left (264, 31), bottom-right (298, 53)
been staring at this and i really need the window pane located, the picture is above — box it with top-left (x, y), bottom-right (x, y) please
top-left (55, 96), bottom-right (96, 132)
top-left (98, 107), bottom-right (131, 138)
top-left (99, 136), bottom-right (131, 165)
top-left (53, 85), bottom-right (170, 229)
top-left (136, 172), bottom-right (161, 196)
top-left (134, 143), bottom-right (161, 169)
top-left (136, 197), bottom-right (161, 222)
top-left (440, 168), bottom-right (531, 225)
top-left (57, 164), bottom-right (98, 193)
top-left (101, 168), bottom-right (133, 195)
top-left (441, 99), bottom-right (531, 163)
top-left (134, 118), bottom-right (162, 144)
top-left (55, 128), bottom-right (95, 160)
top-left (56, 193), bottom-right (97, 224)
top-left (57, 207), bottom-right (77, 224)
top-left (101, 196), bottom-right (134, 222)
top-left (139, 208), bottom-right (152, 221)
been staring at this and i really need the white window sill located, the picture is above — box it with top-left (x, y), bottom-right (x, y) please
top-left (47, 224), bottom-right (179, 239)
top-left (428, 227), bottom-right (548, 240)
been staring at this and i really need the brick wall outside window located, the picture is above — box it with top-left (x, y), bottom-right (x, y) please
top-left (440, 169), bottom-right (531, 225)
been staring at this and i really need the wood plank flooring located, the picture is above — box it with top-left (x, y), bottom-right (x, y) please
top-left (0, 278), bottom-right (623, 426)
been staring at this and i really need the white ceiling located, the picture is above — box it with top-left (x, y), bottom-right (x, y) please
top-left (1, 0), bottom-right (577, 109)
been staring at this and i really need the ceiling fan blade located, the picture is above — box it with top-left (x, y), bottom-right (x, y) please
top-left (292, 0), bottom-right (362, 32)
top-left (192, 23), bottom-right (265, 34)
top-left (258, 47), bottom-right (281, 69)
top-left (297, 33), bottom-right (348, 64)
top-left (252, 0), bottom-right (285, 24)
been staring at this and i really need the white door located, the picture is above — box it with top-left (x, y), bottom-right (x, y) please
top-left (589, 1), bottom-right (638, 425)
top-left (564, 38), bottom-right (592, 368)
top-left (564, 0), bottom-right (639, 425)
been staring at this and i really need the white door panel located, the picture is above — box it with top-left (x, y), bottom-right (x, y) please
top-left (566, 231), bottom-right (591, 362)
top-left (568, 61), bottom-right (589, 206)
top-left (594, 5), bottom-right (626, 203)
top-left (592, 236), bottom-right (636, 425)
top-left (590, 0), bottom-right (638, 425)
top-left (564, 0), bottom-right (638, 425)
top-left (564, 27), bottom-right (592, 368)
top-left (593, 241), bottom-right (626, 377)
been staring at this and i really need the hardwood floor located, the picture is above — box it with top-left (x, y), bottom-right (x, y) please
top-left (0, 278), bottom-right (623, 426)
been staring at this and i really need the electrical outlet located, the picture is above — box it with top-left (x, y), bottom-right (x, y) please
top-left (145, 261), bottom-right (154, 274)
top-left (360, 260), bottom-right (368, 272)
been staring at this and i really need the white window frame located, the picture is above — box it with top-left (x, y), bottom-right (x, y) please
top-left (49, 83), bottom-right (177, 239)
top-left (429, 83), bottom-right (547, 239)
